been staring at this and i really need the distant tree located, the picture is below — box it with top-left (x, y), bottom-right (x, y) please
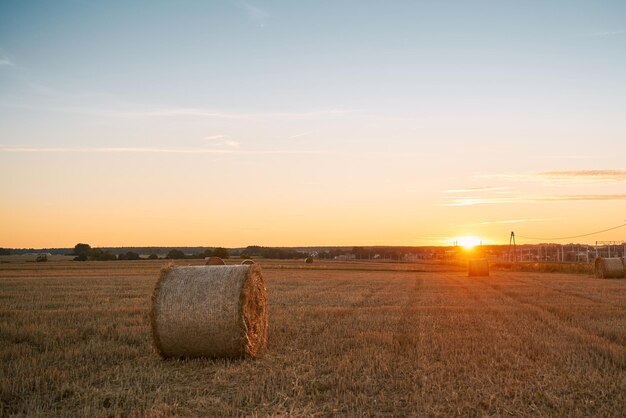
top-left (0, 248), bottom-right (10, 255)
top-left (73, 243), bottom-right (91, 257)
top-left (89, 249), bottom-right (116, 261)
top-left (189, 250), bottom-right (209, 259)
top-left (124, 251), bottom-right (140, 261)
top-left (74, 254), bottom-right (88, 262)
top-left (102, 252), bottom-right (116, 261)
top-left (212, 247), bottom-right (230, 259)
top-left (147, 253), bottom-right (159, 260)
top-left (166, 249), bottom-right (186, 259)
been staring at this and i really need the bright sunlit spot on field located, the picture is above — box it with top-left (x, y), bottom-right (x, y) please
top-left (457, 236), bottom-right (482, 249)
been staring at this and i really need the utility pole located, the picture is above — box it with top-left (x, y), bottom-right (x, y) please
top-left (508, 231), bottom-right (517, 262)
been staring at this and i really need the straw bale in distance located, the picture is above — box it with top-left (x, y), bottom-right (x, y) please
top-left (304, 257), bottom-right (313, 264)
top-left (241, 259), bottom-right (255, 265)
top-left (468, 259), bottom-right (489, 277)
top-left (150, 265), bottom-right (268, 358)
top-left (205, 256), bottom-right (225, 265)
top-left (594, 257), bottom-right (625, 279)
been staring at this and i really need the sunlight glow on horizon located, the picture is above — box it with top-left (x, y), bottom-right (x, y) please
top-left (456, 236), bottom-right (483, 249)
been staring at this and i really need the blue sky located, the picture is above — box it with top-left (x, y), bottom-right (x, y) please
top-left (1, 1), bottom-right (625, 247)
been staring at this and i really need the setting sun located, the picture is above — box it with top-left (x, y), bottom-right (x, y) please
top-left (456, 236), bottom-right (482, 249)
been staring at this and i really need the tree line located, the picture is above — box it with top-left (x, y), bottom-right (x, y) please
top-left (240, 246), bottom-right (306, 259)
top-left (68, 244), bottom-right (311, 261)
top-left (71, 243), bottom-right (233, 261)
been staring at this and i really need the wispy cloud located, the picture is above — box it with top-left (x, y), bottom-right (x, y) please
top-left (0, 145), bottom-right (433, 161)
top-left (479, 169), bottom-right (626, 183)
top-left (442, 186), bottom-right (509, 194)
top-left (585, 29), bottom-right (626, 37)
top-left (543, 194), bottom-right (626, 202)
top-left (539, 170), bottom-right (626, 182)
top-left (0, 103), bottom-right (355, 121)
top-left (536, 154), bottom-right (597, 160)
top-left (444, 194), bottom-right (626, 206)
top-left (286, 131), bottom-right (314, 140)
top-left (203, 134), bottom-right (226, 141)
top-left (240, 2), bottom-right (270, 27)
top-left (444, 196), bottom-right (522, 206)
top-left (202, 135), bottom-right (240, 148)
top-left (362, 151), bottom-right (433, 159)
top-left (126, 107), bottom-right (353, 120)
top-left (466, 218), bottom-right (557, 226)
top-left (0, 146), bottom-right (326, 155)
top-left (0, 50), bottom-right (14, 67)
top-left (475, 173), bottom-right (531, 181)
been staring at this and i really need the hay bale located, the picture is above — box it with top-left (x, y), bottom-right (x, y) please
top-left (150, 265), bottom-right (268, 358)
top-left (594, 257), bottom-right (625, 279)
top-left (205, 256), bottom-right (225, 265)
top-left (468, 259), bottom-right (489, 277)
top-left (241, 259), bottom-right (255, 265)
top-left (304, 257), bottom-right (313, 264)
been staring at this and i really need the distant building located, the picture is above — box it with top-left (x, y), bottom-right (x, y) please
top-left (334, 254), bottom-right (356, 261)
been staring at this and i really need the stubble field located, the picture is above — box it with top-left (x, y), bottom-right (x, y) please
top-left (1, 259), bottom-right (625, 417)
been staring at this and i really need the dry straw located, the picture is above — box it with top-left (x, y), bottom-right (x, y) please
top-left (241, 259), bottom-right (255, 265)
top-left (205, 257), bottom-right (225, 265)
top-left (594, 257), bottom-right (625, 279)
top-left (150, 264), bottom-right (268, 359)
top-left (304, 257), bottom-right (313, 264)
top-left (468, 259), bottom-right (490, 277)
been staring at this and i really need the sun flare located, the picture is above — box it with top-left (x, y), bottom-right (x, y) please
top-left (456, 236), bottom-right (482, 249)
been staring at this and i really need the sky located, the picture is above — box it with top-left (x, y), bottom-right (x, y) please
top-left (1, 0), bottom-right (625, 248)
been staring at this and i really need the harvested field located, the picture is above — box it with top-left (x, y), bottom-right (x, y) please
top-left (1, 260), bottom-right (625, 416)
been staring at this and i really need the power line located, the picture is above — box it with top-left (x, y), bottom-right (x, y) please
top-left (515, 222), bottom-right (626, 241)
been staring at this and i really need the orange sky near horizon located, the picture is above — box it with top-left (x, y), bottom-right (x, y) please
top-left (1, 150), bottom-right (625, 248)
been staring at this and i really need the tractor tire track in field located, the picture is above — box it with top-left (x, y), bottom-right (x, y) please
top-left (267, 275), bottom-right (357, 354)
top-left (416, 274), bottom-right (578, 417)
top-left (295, 276), bottom-right (396, 351)
top-left (448, 274), bottom-right (626, 415)
top-left (500, 277), bottom-right (626, 352)
top-left (505, 274), bottom-right (626, 309)
top-left (392, 276), bottom-right (424, 354)
top-left (494, 273), bottom-right (626, 346)
top-left (473, 276), bottom-right (626, 370)
top-left (447, 275), bottom-right (547, 371)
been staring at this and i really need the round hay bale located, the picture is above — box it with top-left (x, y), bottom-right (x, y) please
top-left (241, 259), bottom-right (255, 265)
top-left (594, 257), bottom-right (625, 279)
top-left (304, 257), bottom-right (313, 264)
top-left (205, 256), bottom-right (225, 266)
top-left (150, 265), bottom-right (268, 359)
top-left (468, 259), bottom-right (489, 277)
